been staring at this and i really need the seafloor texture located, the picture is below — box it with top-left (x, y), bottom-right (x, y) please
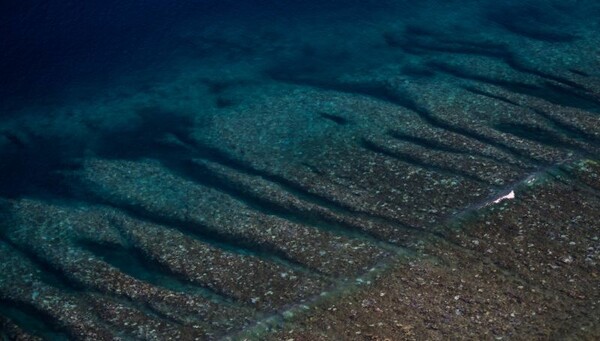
top-left (1, 0), bottom-right (600, 340)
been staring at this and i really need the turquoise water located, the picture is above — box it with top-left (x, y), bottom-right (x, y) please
top-left (1, 0), bottom-right (600, 339)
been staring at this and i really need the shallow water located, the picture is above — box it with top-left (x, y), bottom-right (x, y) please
top-left (1, 1), bottom-right (600, 339)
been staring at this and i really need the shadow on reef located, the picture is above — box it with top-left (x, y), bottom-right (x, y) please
top-left (0, 106), bottom-right (204, 199)
top-left (485, 2), bottom-right (580, 43)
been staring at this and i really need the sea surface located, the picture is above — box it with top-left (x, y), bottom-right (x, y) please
top-left (1, 1), bottom-right (600, 339)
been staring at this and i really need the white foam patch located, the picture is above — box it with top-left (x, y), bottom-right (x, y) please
top-left (492, 190), bottom-right (515, 204)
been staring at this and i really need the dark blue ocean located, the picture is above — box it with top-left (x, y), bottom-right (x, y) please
top-left (1, 1), bottom-right (600, 339)
top-left (1, 1), bottom-right (388, 110)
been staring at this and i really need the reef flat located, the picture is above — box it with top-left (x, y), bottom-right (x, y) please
top-left (1, 0), bottom-right (600, 339)
top-left (264, 159), bottom-right (600, 340)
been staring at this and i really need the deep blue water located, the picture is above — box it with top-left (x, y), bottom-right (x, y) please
top-left (0, 0), bottom-right (394, 111)
top-left (1, 0), bottom-right (232, 108)
top-left (3, 0), bottom-right (590, 113)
